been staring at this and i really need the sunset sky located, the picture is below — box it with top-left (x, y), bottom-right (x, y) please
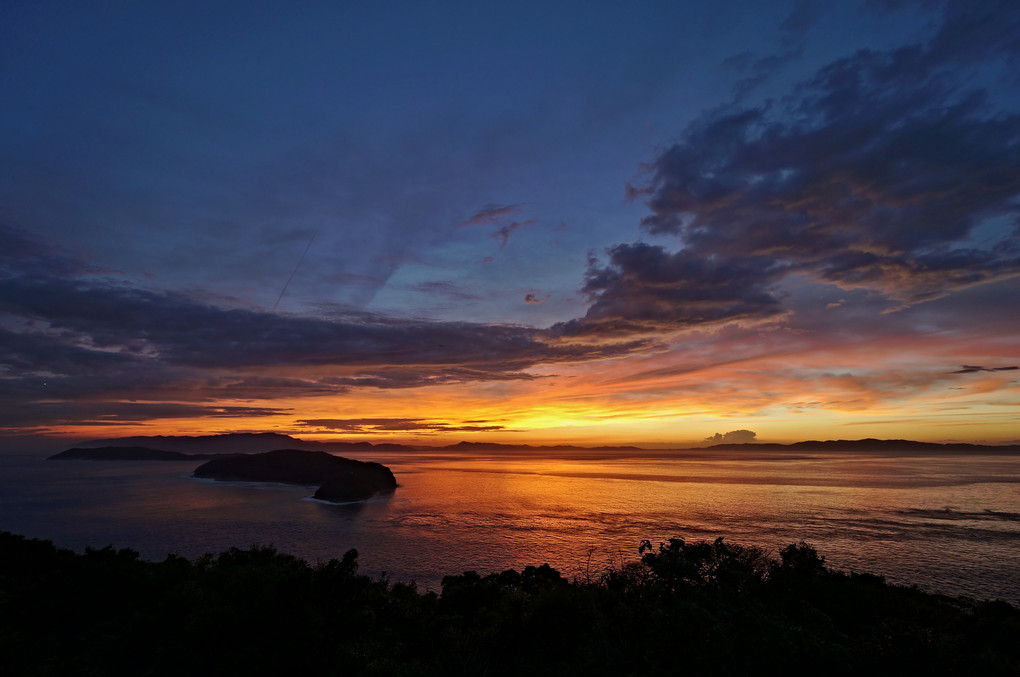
top-left (2, 1), bottom-right (1018, 447)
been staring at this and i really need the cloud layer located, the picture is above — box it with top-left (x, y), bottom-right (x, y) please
top-left (297, 418), bottom-right (505, 435)
top-left (0, 224), bottom-right (644, 429)
top-left (564, 1), bottom-right (1020, 337)
top-left (2, 2), bottom-right (1018, 442)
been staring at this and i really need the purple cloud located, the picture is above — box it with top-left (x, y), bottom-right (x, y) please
top-left (571, 1), bottom-right (1020, 336)
top-left (0, 223), bottom-right (650, 429)
top-left (492, 220), bottom-right (534, 249)
top-left (553, 243), bottom-right (787, 336)
top-left (460, 204), bottom-right (533, 249)
top-left (460, 204), bottom-right (523, 227)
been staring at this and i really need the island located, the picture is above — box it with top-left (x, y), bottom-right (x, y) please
top-left (192, 448), bottom-right (397, 502)
top-left (48, 446), bottom-right (214, 461)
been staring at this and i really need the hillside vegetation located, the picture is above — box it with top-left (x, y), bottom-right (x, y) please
top-left (1, 532), bottom-right (1017, 676)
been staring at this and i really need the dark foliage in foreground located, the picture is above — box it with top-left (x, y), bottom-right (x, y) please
top-left (1, 533), bottom-right (1017, 676)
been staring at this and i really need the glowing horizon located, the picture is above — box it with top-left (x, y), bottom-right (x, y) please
top-left (2, 2), bottom-right (1018, 448)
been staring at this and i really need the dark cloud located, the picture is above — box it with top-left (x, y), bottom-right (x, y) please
top-left (0, 401), bottom-right (290, 432)
top-left (460, 204), bottom-right (523, 227)
top-left (524, 293), bottom-right (548, 304)
top-left (951, 365), bottom-right (1019, 374)
top-left (0, 224), bottom-right (648, 426)
top-left (704, 430), bottom-right (758, 444)
top-left (0, 242), bottom-right (598, 372)
top-left (576, 2), bottom-right (1020, 336)
top-left (297, 418), bottom-right (505, 434)
top-left (624, 183), bottom-right (653, 201)
top-left (492, 220), bottom-right (534, 249)
top-left (553, 243), bottom-right (787, 336)
top-left (0, 224), bottom-right (96, 278)
top-left (315, 367), bottom-right (541, 390)
top-left (459, 203), bottom-right (533, 249)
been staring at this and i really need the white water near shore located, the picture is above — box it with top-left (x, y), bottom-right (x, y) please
top-left (1, 447), bottom-right (1018, 602)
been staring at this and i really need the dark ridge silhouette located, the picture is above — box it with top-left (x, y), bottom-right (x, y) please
top-left (77, 432), bottom-right (401, 455)
top-left (48, 446), bottom-right (215, 461)
top-left (699, 438), bottom-right (1020, 453)
top-left (192, 449), bottom-right (397, 502)
top-left (1, 531), bottom-right (1016, 675)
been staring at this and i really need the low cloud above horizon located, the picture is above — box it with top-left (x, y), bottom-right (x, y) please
top-left (298, 418), bottom-right (507, 435)
top-left (704, 430), bottom-right (759, 445)
top-left (1, 1), bottom-right (1017, 445)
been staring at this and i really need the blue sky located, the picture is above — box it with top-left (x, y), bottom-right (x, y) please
top-left (2, 1), bottom-right (1018, 445)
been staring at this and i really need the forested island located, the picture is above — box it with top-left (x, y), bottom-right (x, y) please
top-left (49, 445), bottom-right (398, 503)
top-left (193, 449), bottom-right (397, 502)
top-left (1, 531), bottom-right (1016, 676)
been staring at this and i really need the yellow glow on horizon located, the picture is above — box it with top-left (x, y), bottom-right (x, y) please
top-left (22, 328), bottom-right (1020, 446)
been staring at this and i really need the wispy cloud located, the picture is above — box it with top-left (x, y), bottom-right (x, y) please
top-left (460, 204), bottom-right (533, 249)
top-left (459, 204), bottom-right (523, 227)
top-left (0, 223), bottom-right (649, 429)
top-left (297, 418), bottom-right (504, 434)
top-left (492, 220), bottom-right (534, 249)
top-left (0, 401), bottom-right (291, 432)
top-left (951, 365), bottom-right (1019, 374)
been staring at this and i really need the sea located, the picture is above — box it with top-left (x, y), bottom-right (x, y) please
top-left (1, 447), bottom-right (1018, 603)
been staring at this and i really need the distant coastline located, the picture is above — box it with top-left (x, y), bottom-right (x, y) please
top-left (690, 438), bottom-right (1020, 453)
top-left (66, 432), bottom-right (1020, 455)
top-left (49, 446), bottom-right (216, 461)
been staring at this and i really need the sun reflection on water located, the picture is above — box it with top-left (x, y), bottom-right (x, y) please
top-left (1, 449), bottom-right (1017, 601)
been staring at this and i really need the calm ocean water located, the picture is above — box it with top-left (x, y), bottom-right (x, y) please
top-left (1, 448), bottom-right (1018, 602)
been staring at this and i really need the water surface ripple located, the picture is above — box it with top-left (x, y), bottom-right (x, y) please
top-left (1, 448), bottom-right (1017, 602)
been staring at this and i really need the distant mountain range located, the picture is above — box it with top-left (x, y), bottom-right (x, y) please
top-left (696, 438), bottom-right (1020, 453)
top-left (68, 433), bottom-right (1020, 455)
